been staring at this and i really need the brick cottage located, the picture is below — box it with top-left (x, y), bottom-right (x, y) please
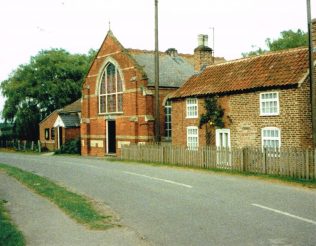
top-left (80, 31), bottom-right (224, 156)
top-left (170, 47), bottom-right (314, 150)
top-left (39, 99), bottom-right (81, 151)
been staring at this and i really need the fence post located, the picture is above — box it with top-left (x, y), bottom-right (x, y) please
top-left (241, 147), bottom-right (248, 172)
top-left (305, 149), bottom-right (310, 180)
top-left (314, 148), bottom-right (316, 180)
top-left (263, 148), bottom-right (267, 174)
top-left (38, 140), bottom-right (41, 153)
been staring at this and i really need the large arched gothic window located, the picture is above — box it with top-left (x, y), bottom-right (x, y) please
top-left (99, 62), bottom-right (123, 113)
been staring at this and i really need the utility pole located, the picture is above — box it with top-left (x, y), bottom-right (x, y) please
top-left (307, 0), bottom-right (316, 146)
top-left (154, 0), bottom-right (161, 142)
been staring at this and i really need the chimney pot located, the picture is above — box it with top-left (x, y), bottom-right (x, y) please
top-left (194, 34), bottom-right (213, 72)
top-left (197, 34), bottom-right (208, 47)
top-left (165, 48), bottom-right (178, 57)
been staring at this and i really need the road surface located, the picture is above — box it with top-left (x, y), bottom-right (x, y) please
top-left (0, 153), bottom-right (315, 246)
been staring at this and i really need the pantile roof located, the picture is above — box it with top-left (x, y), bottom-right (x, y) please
top-left (171, 48), bottom-right (309, 99)
top-left (59, 99), bottom-right (81, 113)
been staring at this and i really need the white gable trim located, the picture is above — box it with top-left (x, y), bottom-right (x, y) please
top-left (95, 56), bottom-right (125, 95)
top-left (53, 115), bottom-right (65, 128)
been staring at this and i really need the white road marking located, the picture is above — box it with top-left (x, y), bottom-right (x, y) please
top-left (124, 171), bottom-right (193, 188)
top-left (252, 203), bottom-right (316, 226)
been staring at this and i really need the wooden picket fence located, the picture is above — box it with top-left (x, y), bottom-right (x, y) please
top-left (121, 144), bottom-right (316, 180)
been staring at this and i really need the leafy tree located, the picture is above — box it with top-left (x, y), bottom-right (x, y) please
top-left (241, 46), bottom-right (266, 58)
top-left (242, 29), bottom-right (307, 57)
top-left (1, 48), bottom-right (96, 140)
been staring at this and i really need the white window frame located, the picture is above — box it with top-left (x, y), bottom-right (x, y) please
top-left (164, 100), bottom-right (172, 139)
top-left (186, 98), bottom-right (198, 118)
top-left (260, 92), bottom-right (279, 116)
top-left (215, 129), bottom-right (231, 148)
top-left (261, 127), bottom-right (281, 150)
top-left (187, 126), bottom-right (199, 150)
top-left (98, 62), bottom-right (124, 114)
top-left (44, 128), bottom-right (50, 140)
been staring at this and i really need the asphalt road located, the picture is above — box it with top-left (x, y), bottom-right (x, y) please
top-left (0, 153), bottom-right (315, 246)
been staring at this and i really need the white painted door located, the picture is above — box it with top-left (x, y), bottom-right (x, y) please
top-left (215, 129), bottom-right (231, 167)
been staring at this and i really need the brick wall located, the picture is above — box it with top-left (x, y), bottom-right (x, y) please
top-left (172, 79), bottom-right (313, 149)
top-left (65, 127), bottom-right (80, 142)
top-left (172, 98), bottom-right (207, 147)
top-left (39, 111), bottom-right (58, 151)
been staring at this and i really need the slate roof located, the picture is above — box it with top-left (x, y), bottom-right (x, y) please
top-left (171, 47), bottom-right (309, 99)
top-left (58, 99), bottom-right (81, 128)
top-left (128, 49), bottom-right (226, 88)
top-left (128, 49), bottom-right (195, 88)
top-left (58, 114), bottom-right (80, 128)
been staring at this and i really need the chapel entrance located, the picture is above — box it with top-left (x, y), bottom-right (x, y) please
top-left (107, 120), bottom-right (116, 154)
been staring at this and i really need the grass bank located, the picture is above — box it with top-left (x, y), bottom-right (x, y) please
top-left (0, 199), bottom-right (25, 246)
top-left (0, 163), bottom-right (115, 230)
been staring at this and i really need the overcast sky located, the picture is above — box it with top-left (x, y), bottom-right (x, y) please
top-left (0, 0), bottom-right (315, 117)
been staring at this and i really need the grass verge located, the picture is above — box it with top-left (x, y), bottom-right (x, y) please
top-left (0, 199), bottom-right (25, 246)
top-left (0, 163), bottom-right (115, 230)
top-left (110, 157), bottom-right (316, 189)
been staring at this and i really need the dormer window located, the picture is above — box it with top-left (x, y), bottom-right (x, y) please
top-left (99, 62), bottom-right (123, 114)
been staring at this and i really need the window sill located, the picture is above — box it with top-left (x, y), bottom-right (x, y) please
top-left (260, 113), bottom-right (279, 117)
top-left (98, 112), bottom-right (124, 116)
top-left (161, 137), bottom-right (172, 142)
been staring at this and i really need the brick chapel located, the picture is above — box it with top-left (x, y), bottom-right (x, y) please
top-left (80, 30), bottom-right (224, 156)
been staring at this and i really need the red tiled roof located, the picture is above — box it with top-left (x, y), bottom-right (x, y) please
top-left (171, 48), bottom-right (309, 99)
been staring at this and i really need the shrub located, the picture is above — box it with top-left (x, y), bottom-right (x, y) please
top-left (55, 138), bottom-right (81, 154)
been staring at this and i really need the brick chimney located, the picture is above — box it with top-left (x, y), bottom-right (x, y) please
top-left (194, 34), bottom-right (213, 72)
